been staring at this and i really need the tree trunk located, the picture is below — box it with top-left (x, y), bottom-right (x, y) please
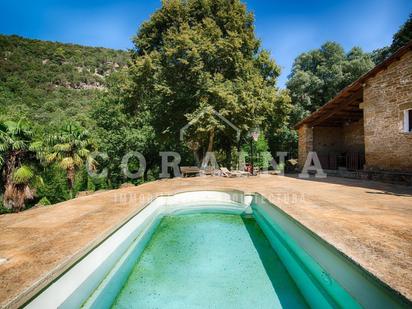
top-left (3, 184), bottom-right (28, 212)
top-left (193, 149), bottom-right (201, 166)
top-left (3, 183), bottom-right (15, 211)
top-left (143, 168), bottom-right (148, 181)
top-left (3, 154), bottom-right (18, 211)
top-left (225, 143), bottom-right (232, 169)
top-left (207, 129), bottom-right (215, 153)
top-left (67, 168), bottom-right (75, 199)
top-left (236, 138), bottom-right (242, 170)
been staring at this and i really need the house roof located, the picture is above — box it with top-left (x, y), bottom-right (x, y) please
top-left (295, 40), bottom-right (412, 129)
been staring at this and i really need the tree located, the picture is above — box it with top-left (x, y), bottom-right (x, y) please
top-left (390, 13), bottom-right (412, 53)
top-left (0, 120), bottom-right (41, 212)
top-left (286, 42), bottom-right (374, 121)
top-left (128, 0), bottom-right (283, 162)
top-left (43, 123), bottom-right (96, 198)
top-left (263, 90), bottom-right (296, 156)
top-left (370, 13), bottom-right (412, 64)
top-left (92, 69), bottom-right (159, 186)
top-left (369, 46), bottom-right (391, 65)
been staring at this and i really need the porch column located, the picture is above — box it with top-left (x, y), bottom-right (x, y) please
top-left (298, 124), bottom-right (313, 169)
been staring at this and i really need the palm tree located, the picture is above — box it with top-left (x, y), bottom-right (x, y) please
top-left (44, 123), bottom-right (96, 198)
top-left (0, 120), bottom-right (41, 212)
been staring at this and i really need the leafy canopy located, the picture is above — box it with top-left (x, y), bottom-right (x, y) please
top-left (370, 13), bottom-right (412, 64)
top-left (43, 123), bottom-right (96, 172)
top-left (0, 119), bottom-right (35, 166)
top-left (287, 12), bottom-right (412, 124)
top-left (391, 13), bottom-right (412, 52)
top-left (128, 0), bottom-right (283, 155)
top-left (40, 123), bottom-right (96, 199)
top-left (286, 42), bottom-right (374, 121)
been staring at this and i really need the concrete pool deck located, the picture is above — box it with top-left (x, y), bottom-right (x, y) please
top-left (0, 175), bottom-right (411, 308)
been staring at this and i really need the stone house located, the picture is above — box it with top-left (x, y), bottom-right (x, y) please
top-left (296, 40), bottom-right (412, 182)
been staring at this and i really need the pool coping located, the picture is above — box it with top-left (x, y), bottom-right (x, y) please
top-left (16, 189), bottom-right (248, 308)
top-left (254, 194), bottom-right (412, 307)
top-left (19, 188), bottom-right (412, 308)
top-left (1, 176), bottom-right (411, 308)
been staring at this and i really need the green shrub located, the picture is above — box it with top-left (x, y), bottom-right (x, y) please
top-left (37, 196), bottom-right (51, 206)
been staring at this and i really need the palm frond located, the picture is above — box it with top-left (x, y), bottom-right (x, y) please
top-left (12, 165), bottom-right (34, 184)
top-left (45, 152), bottom-right (58, 163)
top-left (33, 175), bottom-right (44, 187)
top-left (4, 120), bottom-right (18, 133)
top-left (53, 143), bottom-right (71, 152)
top-left (29, 141), bottom-right (43, 152)
top-left (60, 157), bottom-right (74, 170)
top-left (0, 143), bottom-right (8, 152)
top-left (12, 140), bottom-right (27, 151)
top-left (73, 154), bottom-right (84, 167)
top-left (86, 156), bottom-right (98, 172)
top-left (43, 122), bottom-right (95, 176)
top-left (78, 148), bottom-right (90, 157)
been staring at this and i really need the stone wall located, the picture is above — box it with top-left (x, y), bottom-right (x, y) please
top-left (298, 121), bottom-right (365, 169)
top-left (363, 51), bottom-right (412, 172)
top-left (313, 127), bottom-right (343, 153)
top-left (343, 119), bottom-right (364, 153)
top-left (298, 125), bottom-right (313, 168)
top-left (310, 120), bottom-right (364, 155)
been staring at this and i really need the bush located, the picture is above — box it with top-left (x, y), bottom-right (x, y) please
top-left (37, 196), bottom-right (51, 206)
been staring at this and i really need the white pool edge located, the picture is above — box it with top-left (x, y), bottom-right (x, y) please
top-left (24, 189), bottom-right (409, 309)
top-left (25, 190), bottom-right (252, 309)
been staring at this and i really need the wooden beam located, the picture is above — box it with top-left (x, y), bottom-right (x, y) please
top-left (310, 91), bottom-right (363, 127)
top-left (325, 114), bottom-right (363, 123)
top-left (335, 111), bottom-right (363, 117)
top-left (315, 123), bottom-right (343, 127)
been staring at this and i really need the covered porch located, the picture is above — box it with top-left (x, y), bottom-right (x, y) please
top-left (297, 87), bottom-right (365, 171)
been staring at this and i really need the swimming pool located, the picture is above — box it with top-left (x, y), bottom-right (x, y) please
top-left (25, 191), bottom-right (410, 308)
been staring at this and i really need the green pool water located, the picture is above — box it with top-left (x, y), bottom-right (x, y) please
top-left (112, 213), bottom-right (308, 309)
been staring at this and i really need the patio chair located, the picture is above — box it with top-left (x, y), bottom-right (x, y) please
top-left (220, 167), bottom-right (250, 177)
top-left (200, 166), bottom-right (220, 176)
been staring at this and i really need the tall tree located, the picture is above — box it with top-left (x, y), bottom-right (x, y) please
top-left (371, 12), bottom-right (412, 64)
top-left (44, 123), bottom-right (95, 198)
top-left (286, 42), bottom-right (374, 121)
top-left (390, 13), bottom-right (412, 53)
top-left (0, 120), bottom-right (41, 212)
top-left (93, 70), bottom-right (159, 185)
top-left (128, 0), bottom-right (283, 160)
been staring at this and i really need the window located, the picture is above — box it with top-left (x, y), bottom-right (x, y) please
top-left (404, 109), bottom-right (412, 133)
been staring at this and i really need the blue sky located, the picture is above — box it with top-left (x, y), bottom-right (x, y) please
top-left (1, 0), bottom-right (411, 87)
